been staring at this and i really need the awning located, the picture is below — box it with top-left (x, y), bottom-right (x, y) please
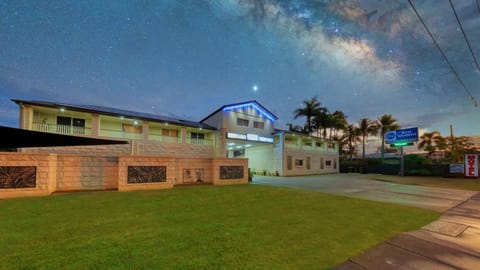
top-left (0, 126), bottom-right (128, 148)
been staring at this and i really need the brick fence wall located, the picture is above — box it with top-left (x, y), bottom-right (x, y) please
top-left (1, 152), bottom-right (248, 199)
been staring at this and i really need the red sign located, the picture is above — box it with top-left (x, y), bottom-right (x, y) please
top-left (465, 154), bottom-right (478, 177)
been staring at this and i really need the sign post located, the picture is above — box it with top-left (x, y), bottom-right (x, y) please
top-left (385, 127), bottom-right (419, 177)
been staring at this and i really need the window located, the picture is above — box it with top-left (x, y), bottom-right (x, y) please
top-left (328, 143), bottom-right (335, 149)
top-left (162, 129), bottom-right (178, 137)
top-left (56, 116), bottom-right (71, 134)
top-left (320, 158), bottom-right (324, 169)
top-left (123, 124), bottom-right (142, 134)
top-left (306, 157), bottom-right (311, 170)
top-left (190, 132), bottom-right (205, 144)
top-left (233, 149), bottom-right (244, 157)
top-left (287, 156), bottom-right (292, 170)
top-left (237, 118), bottom-right (249, 127)
top-left (303, 139), bottom-right (312, 147)
top-left (333, 159), bottom-right (337, 169)
top-left (316, 141), bottom-right (323, 147)
top-left (253, 121), bottom-right (264, 129)
top-left (295, 159), bottom-right (303, 167)
top-left (325, 160), bottom-right (332, 167)
top-left (72, 118), bottom-right (86, 134)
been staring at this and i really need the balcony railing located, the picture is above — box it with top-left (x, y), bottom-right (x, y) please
top-left (33, 122), bottom-right (91, 136)
top-left (149, 133), bottom-right (182, 143)
top-left (187, 137), bottom-right (214, 145)
top-left (99, 129), bottom-right (143, 140)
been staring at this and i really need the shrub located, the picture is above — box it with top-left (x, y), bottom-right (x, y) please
top-left (418, 169), bottom-right (432, 176)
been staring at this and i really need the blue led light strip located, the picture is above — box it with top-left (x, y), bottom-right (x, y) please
top-left (222, 102), bottom-right (276, 121)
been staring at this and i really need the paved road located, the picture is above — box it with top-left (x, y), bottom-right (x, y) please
top-left (253, 174), bottom-right (480, 269)
top-left (253, 174), bottom-right (476, 212)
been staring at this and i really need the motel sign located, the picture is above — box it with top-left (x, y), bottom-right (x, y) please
top-left (465, 154), bottom-right (479, 177)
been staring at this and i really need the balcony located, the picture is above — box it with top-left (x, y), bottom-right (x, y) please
top-left (99, 128), bottom-right (143, 140)
top-left (32, 122), bottom-right (91, 136)
top-left (187, 137), bottom-right (214, 145)
top-left (149, 133), bottom-right (182, 143)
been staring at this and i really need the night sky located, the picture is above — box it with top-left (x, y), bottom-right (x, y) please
top-left (1, 0), bottom-right (479, 138)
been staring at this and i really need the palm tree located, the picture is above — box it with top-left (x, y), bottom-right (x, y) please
top-left (313, 110), bottom-right (330, 138)
top-left (358, 118), bottom-right (378, 160)
top-left (376, 114), bottom-right (400, 161)
top-left (293, 96), bottom-right (326, 135)
top-left (329, 110), bottom-right (348, 140)
top-left (343, 124), bottom-right (361, 160)
top-left (417, 131), bottom-right (443, 156)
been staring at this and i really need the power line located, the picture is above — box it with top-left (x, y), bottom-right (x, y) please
top-left (448, 0), bottom-right (480, 73)
top-left (407, 0), bottom-right (478, 107)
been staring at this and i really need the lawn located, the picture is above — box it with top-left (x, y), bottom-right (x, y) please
top-left (368, 174), bottom-right (480, 191)
top-left (0, 185), bottom-right (439, 269)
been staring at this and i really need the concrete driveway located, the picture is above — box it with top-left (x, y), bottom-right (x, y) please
top-left (253, 174), bottom-right (476, 212)
top-left (254, 174), bottom-right (480, 269)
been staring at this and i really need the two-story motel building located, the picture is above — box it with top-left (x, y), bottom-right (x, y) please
top-left (13, 99), bottom-right (339, 179)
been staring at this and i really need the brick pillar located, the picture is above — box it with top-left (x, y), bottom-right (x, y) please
top-left (215, 128), bottom-right (227, 158)
top-left (181, 127), bottom-right (187, 144)
top-left (91, 114), bottom-right (99, 136)
top-left (142, 121), bottom-right (149, 140)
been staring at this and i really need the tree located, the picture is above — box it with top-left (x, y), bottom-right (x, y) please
top-left (313, 110), bottom-right (330, 138)
top-left (293, 96), bottom-right (326, 135)
top-left (358, 118), bottom-right (378, 160)
top-left (329, 110), bottom-right (348, 140)
top-left (343, 124), bottom-right (361, 160)
top-left (376, 114), bottom-right (400, 161)
top-left (286, 123), bottom-right (305, 134)
top-left (417, 131), bottom-right (443, 156)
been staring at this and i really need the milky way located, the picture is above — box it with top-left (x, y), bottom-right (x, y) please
top-left (0, 0), bottom-right (479, 136)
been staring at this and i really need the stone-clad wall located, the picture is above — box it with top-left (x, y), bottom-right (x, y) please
top-left (134, 140), bottom-right (214, 158)
top-left (21, 144), bottom-right (131, 156)
top-left (0, 153), bottom-right (57, 199)
top-left (212, 158), bottom-right (249, 185)
top-left (1, 152), bottom-right (248, 199)
top-left (56, 155), bottom-right (119, 191)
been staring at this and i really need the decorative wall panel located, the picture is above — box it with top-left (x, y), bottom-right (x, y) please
top-left (183, 168), bottom-right (204, 183)
top-left (0, 166), bottom-right (36, 188)
top-left (127, 166), bottom-right (166, 183)
top-left (220, 166), bottom-right (244, 179)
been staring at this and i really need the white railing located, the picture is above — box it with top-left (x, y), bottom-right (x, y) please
top-left (187, 137), bottom-right (214, 145)
top-left (32, 123), bottom-right (91, 136)
top-left (149, 133), bottom-right (182, 143)
top-left (99, 129), bottom-right (142, 140)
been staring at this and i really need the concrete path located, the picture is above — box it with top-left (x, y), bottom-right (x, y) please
top-left (253, 174), bottom-right (475, 212)
top-left (253, 174), bottom-right (480, 269)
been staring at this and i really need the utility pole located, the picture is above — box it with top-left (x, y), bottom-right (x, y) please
top-left (400, 145), bottom-right (404, 177)
top-left (450, 124), bottom-right (454, 152)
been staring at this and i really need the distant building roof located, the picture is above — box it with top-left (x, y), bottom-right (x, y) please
top-left (12, 99), bottom-right (216, 130)
top-left (200, 100), bottom-right (279, 123)
top-left (0, 125), bottom-right (128, 148)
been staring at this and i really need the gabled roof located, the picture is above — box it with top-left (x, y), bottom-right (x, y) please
top-left (12, 99), bottom-right (216, 130)
top-left (200, 100), bottom-right (279, 123)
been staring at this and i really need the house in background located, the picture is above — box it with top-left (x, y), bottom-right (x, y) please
top-left (12, 99), bottom-right (339, 176)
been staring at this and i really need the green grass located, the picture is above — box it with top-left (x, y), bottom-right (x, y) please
top-left (368, 175), bottom-right (480, 191)
top-left (0, 185), bottom-right (439, 269)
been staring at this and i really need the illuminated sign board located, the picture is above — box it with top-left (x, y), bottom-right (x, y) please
top-left (227, 133), bottom-right (246, 140)
top-left (246, 133), bottom-right (259, 141)
top-left (226, 132), bottom-right (273, 143)
top-left (258, 136), bottom-right (274, 143)
top-left (465, 154), bottom-right (478, 177)
top-left (386, 127), bottom-right (419, 146)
